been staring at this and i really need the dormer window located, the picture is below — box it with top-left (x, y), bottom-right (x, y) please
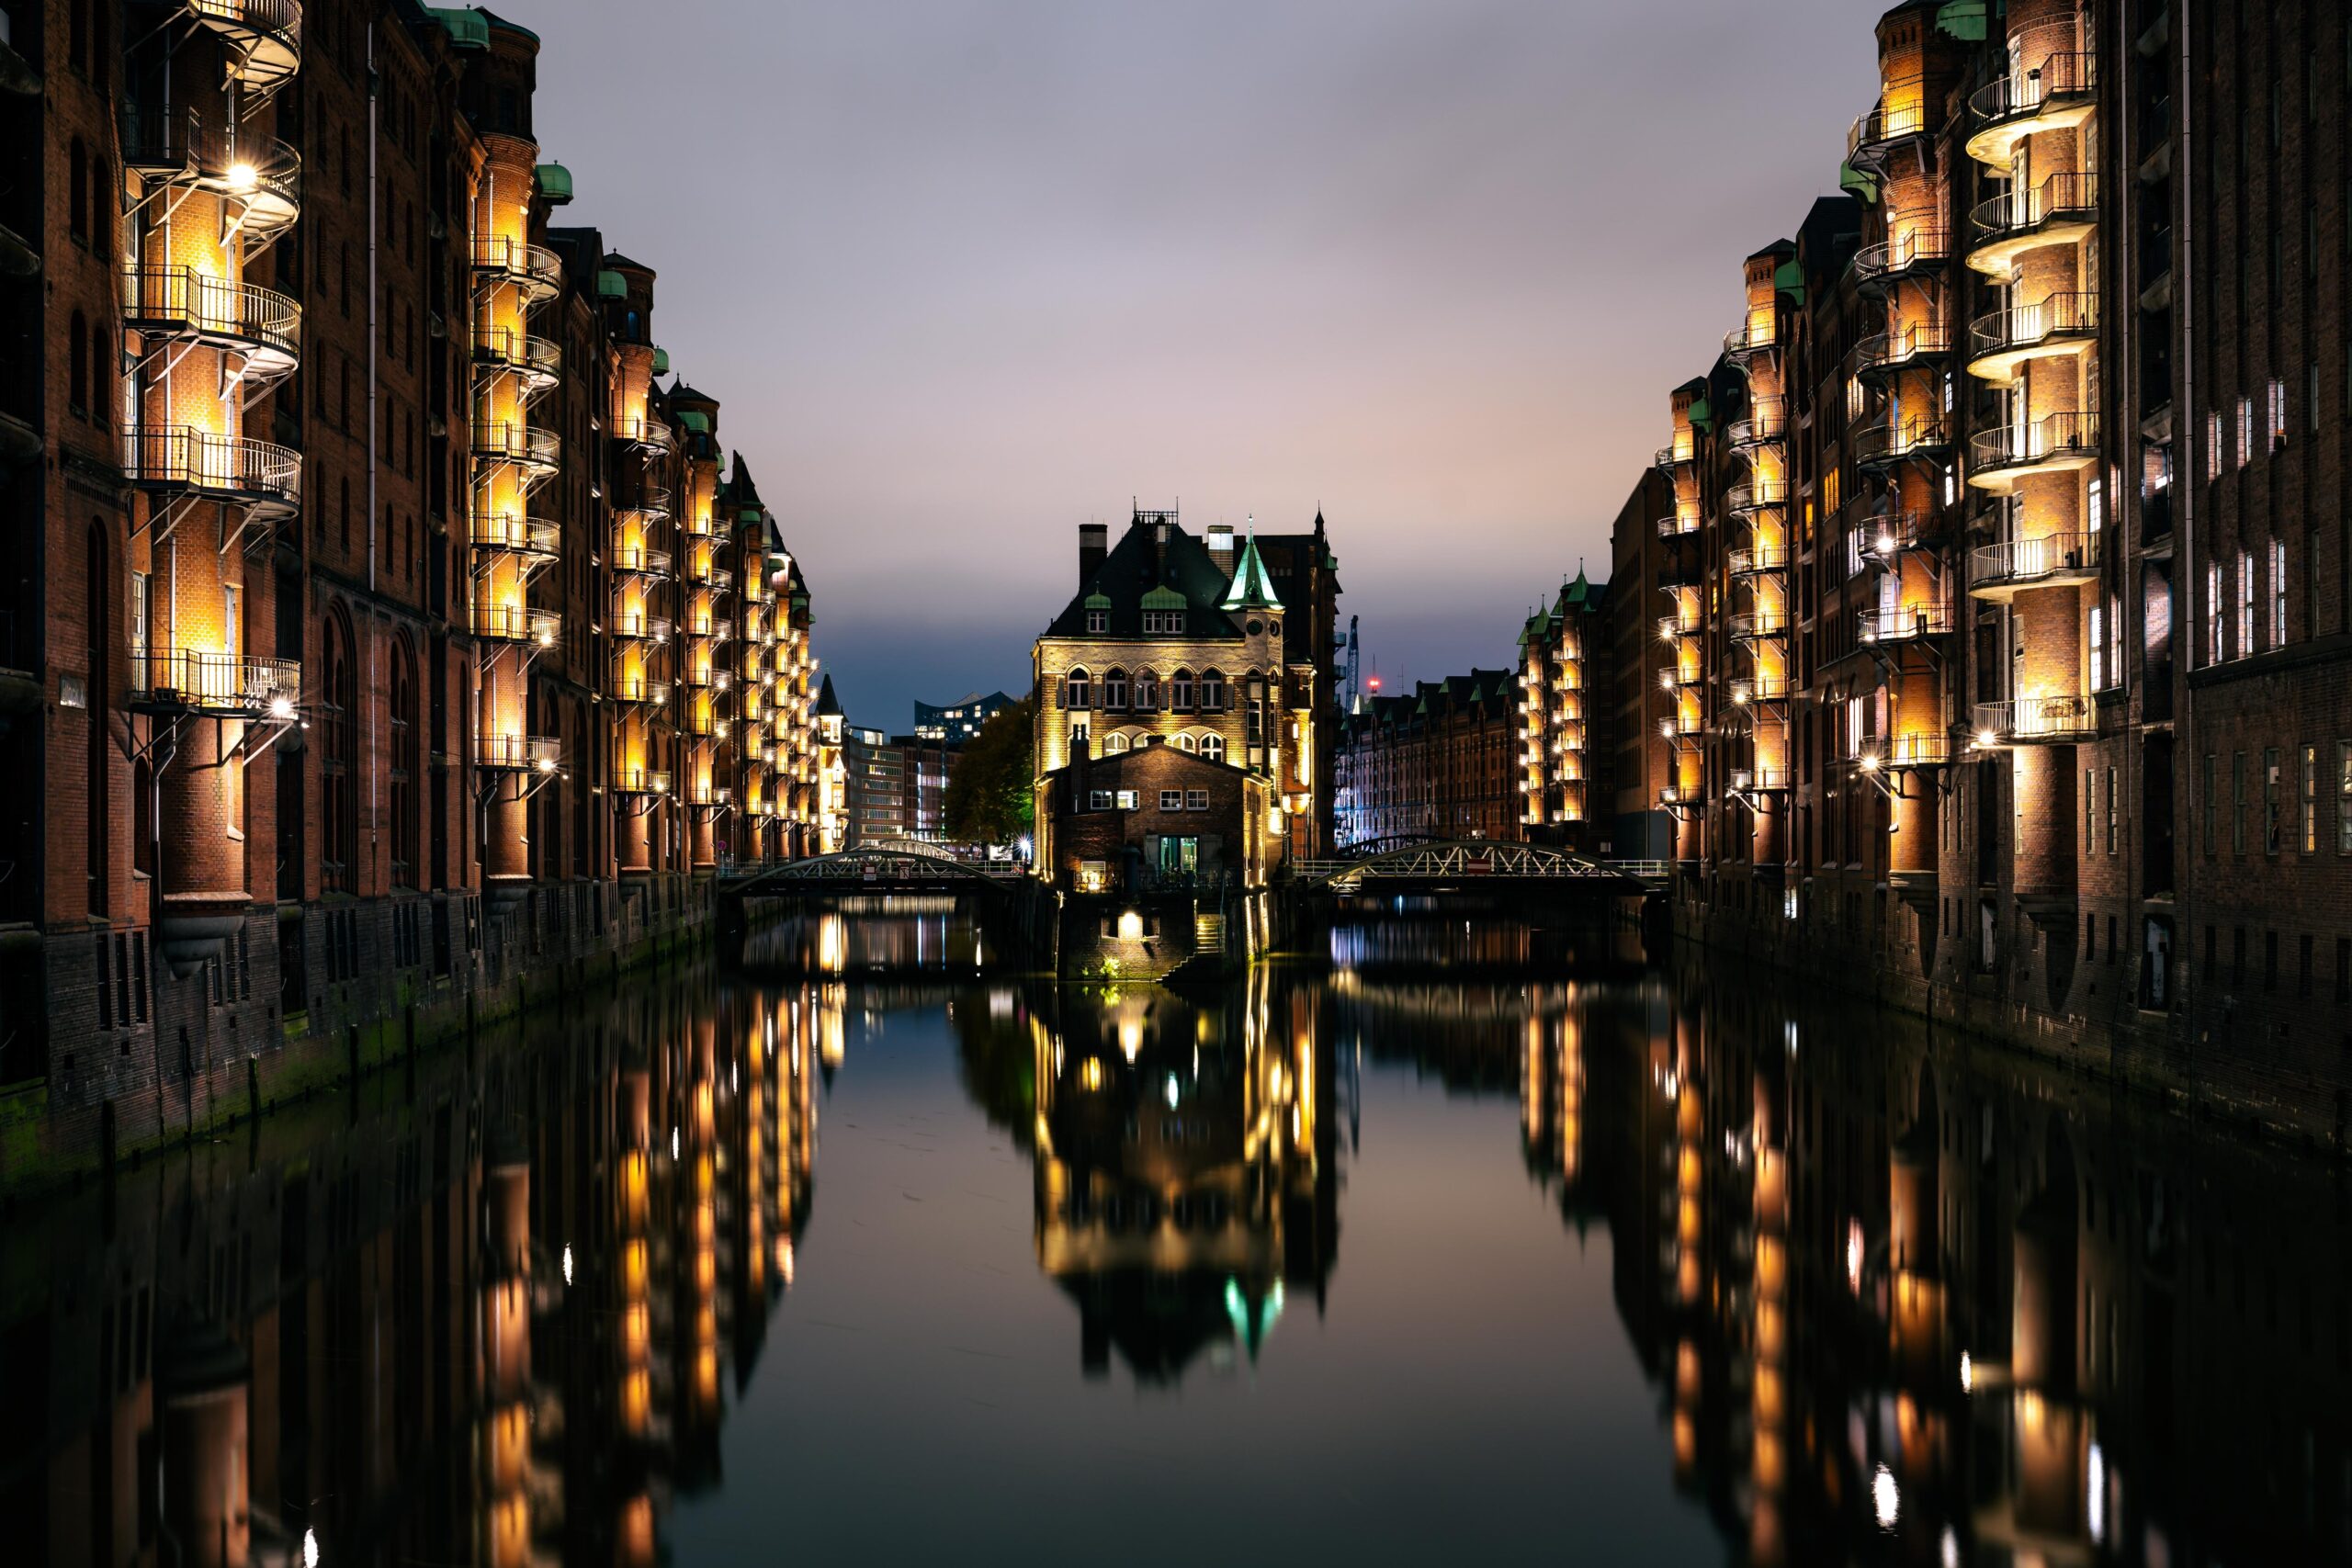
top-left (1086, 609), bottom-right (1108, 633)
top-left (1141, 610), bottom-right (1185, 635)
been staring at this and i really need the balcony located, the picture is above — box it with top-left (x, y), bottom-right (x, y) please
top-left (1858, 600), bottom-right (1955, 645)
top-left (611, 542), bottom-right (673, 579)
top-left (476, 733), bottom-right (561, 773)
top-left (1850, 225), bottom-right (1951, 291)
top-left (470, 421), bottom-right (560, 476)
top-left (1727, 544), bottom-right (1790, 578)
top-left (1860, 511), bottom-right (1942, 561)
top-left (1726, 477), bottom-right (1789, 515)
top-left (1967, 530), bottom-right (2100, 601)
top-left (475, 605), bottom-right (560, 647)
top-left (616, 415), bottom-right (673, 454)
top-left (1852, 321), bottom-right (1952, 382)
top-left (127, 648), bottom-right (300, 719)
top-left (625, 485), bottom-right (673, 522)
top-left (611, 611), bottom-right (671, 644)
top-left (1654, 440), bottom-right (1696, 472)
top-left (1728, 767), bottom-right (1792, 794)
top-left (1728, 612), bottom-right (1787, 644)
top-left (470, 511), bottom-right (561, 561)
top-left (126, 425), bottom-right (301, 518)
top-left (1726, 674), bottom-right (1790, 705)
top-left (1657, 615), bottom-right (1700, 643)
top-left (472, 325), bottom-right (561, 392)
top-left (1725, 399), bottom-right (1786, 453)
top-left (120, 266), bottom-right (301, 384)
top-left (1854, 412), bottom-right (1952, 470)
top-left (1847, 81), bottom-right (1933, 169)
top-left (1973, 696), bottom-right (2096, 745)
top-left (1723, 320), bottom-right (1776, 366)
top-left (688, 784), bottom-right (733, 809)
top-left (188, 0), bottom-right (302, 95)
top-left (471, 234), bottom-right (563, 302)
top-left (1965, 51), bottom-right (2098, 168)
top-left (1967, 291), bottom-right (2098, 382)
top-left (1966, 412), bottom-right (2098, 491)
top-left (707, 566), bottom-right (734, 594)
top-left (611, 675), bottom-right (671, 706)
top-left (1657, 512), bottom-right (1702, 539)
top-left (1857, 732), bottom-right (1951, 770)
top-left (612, 765), bottom-right (672, 796)
top-left (1967, 172), bottom-right (2098, 276)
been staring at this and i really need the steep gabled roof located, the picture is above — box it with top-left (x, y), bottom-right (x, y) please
top-left (1042, 516), bottom-right (1241, 640)
top-left (815, 674), bottom-right (841, 717)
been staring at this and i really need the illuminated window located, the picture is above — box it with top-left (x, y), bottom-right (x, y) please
top-left (1063, 668), bottom-right (1091, 708)
top-left (1201, 734), bottom-right (1226, 763)
top-left (2302, 745), bottom-right (2319, 853)
top-left (2338, 742), bottom-right (2352, 854)
top-left (2270, 538), bottom-right (2287, 647)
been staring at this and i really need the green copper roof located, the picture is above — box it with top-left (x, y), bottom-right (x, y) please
top-left (535, 164), bottom-right (572, 205)
top-left (425, 7), bottom-right (490, 49)
top-left (1838, 161), bottom-right (1880, 205)
top-left (1935, 0), bottom-right (1987, 41)
top-left (1083, 592), bottom-right (1114, 610)
top-left (1773, 258), bottom-right (1805, 306)
top-left (595, 268), bottom-right (628, 299)
top-left (740, 506), bottom-right (763, 525)
top-left (1687, 395), bottom-right (1712, 435)
top-left (1140, 585), bottom-right (1187, 610)
top-left (650, 347), bottom-right (670, 375)
top-left (678, 411), bottom-right (711, 434)
top-left (1219, 531), bottom-right (1281, 611)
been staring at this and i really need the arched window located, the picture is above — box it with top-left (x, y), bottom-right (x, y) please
top-left (1201, 734), bottom-right (1227, 764)
top-left (1102, 667), bottom-right (1127, 709)
top-left (322, 610), bottom-right (358, 892)
top-left (1174, 733), bottom-right (1197, 754)
top-left (1063, 667), bottom-right (1091, 708)
top-left (390, 638), bottom-right (419, 887)
top-left (1102, 731), bottom-right (1130, 754)
top-left (1198, 669), bottom-right (1225, 710)
top-left (68, 311), bottom-right (88, 412)
top-left (1170, 668), bottom-right (1194, 711)
top-left (1133, 669), bottom-right (1158, 710)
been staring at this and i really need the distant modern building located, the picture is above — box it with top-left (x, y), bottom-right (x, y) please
top-left (915, 691), bottom-right (1016, 746)
top-left (893, 734), bottom-right (953, 840)
top-left (843, 728), bottom-right (909, 847)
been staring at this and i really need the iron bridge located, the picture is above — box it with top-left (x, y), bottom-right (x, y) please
top-left (1293, 839), bottom-right (1666, 893)
top-left (721, 839), bottom-right (1026, 896)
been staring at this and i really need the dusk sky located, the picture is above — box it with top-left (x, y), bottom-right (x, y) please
top-left (502, 0), bottom-right (1874, 729)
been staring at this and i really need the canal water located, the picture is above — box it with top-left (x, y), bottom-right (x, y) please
top-left (6, 907), bottom-right (2347, 1566)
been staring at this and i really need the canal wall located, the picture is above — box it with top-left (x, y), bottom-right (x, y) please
top-left (3, 873), bottom-right (733, 1194)
top-left (1673, 885), bottom-right (2352, 1153)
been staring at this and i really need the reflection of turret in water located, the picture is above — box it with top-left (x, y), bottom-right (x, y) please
top-left (1017, 974), bottom-right (1340, 1382)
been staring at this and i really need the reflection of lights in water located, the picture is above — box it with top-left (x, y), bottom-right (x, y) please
top-left (671, 1127), bottom-right (680, 1162)
top-left (1119, 1018), bottom-right (1143, 1062)
top-left (1080, 1056), bottom-right (1105, 1090)
top-left (1164, 1075), bottom-right (1180, 1109)
top-left (303, 1529), bottom-right (320, 1568)
top-left (1784, 1021), bottom-right (1799, 1055)
top-left (2087, 1441), bottom-right (2106, 1544)
top-left (1958, 1349), bottom-right (1972, 1393)
top-left (1939, 1527), bottom-right (1958, 1568)
top-left (1872, 1464), bottom-right (1898, 1529)
top-left (561, 1244), bottom-right (573, 1285)
top-left (1847, 1221), bottom-right (1864, 1292)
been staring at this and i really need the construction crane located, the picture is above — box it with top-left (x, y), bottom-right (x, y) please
top-left (1341, 614), bottom-right (1361, 712)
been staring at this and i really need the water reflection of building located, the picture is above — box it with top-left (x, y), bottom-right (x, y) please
top-left (1503, 971), bottom-right (2352, 1567)
top-left (979, 976), bottom-right (1340, 1382)
top-left (0, 969), bottom-right (829, 1568)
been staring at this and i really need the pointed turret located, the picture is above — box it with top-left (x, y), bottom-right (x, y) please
top-left (815, 673), bottom-right (842, 718)
top-left (1219, 528), bottom-right (1282, 612)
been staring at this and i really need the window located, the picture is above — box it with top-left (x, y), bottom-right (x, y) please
top-left (1063, 668), bottom-right (1091, 708)
top-left (1185, 790), bottom-right (1208, 811)
top-left (1174, 733), bottom-right (1197, 753)
top-left (2236, 396), bottom-right (2252, 468)
top-left (1102, 669), bottom-right (1126, 709)
top-left (2205, 409), bottom-right (2222, 481)
top-left (2107, 766), bottom-right (2118, 854)
top-left (1200, 670), bottom-right (1225, 709)
top-left (2086, 765), bottom-right (2097, 854)
top-left (2264, 748), bottom-right (2282, 854)
top-left (2088, 603), bottom-right (2105, 689)
top-left (1115, 790), bottom-right (1138, 809)
top-left (2201, 751), bottom-right (2216, 854)
top-left (2303, 745), bottom-right (2320, 853)
top-left (1089, 789), bottom-right (1113, 811)
top-left (1201, 734), bottom-right (1226, 763)
top-left (1133, 670), bottom-right (1158, 709)
top-left (2233, 751), bottom-right (2247, 853)
top-left (2341, 742), bottom-right (2352, 854)
top-left (2267, 378), bottom-right (2288, 452)
top-left (1170, 669), bottom-right (1193, 710)
top-left (1159, 791), bottom-right (1182, 811)
top-left (1086, 609), bottom-right (1107, 633)
top-left (2270, 538), bottom-right (2287, 647)
top-left (2237, 552), bottom-right (2254, 658)
top-left (1102, 731), bottom-right (1130, 753)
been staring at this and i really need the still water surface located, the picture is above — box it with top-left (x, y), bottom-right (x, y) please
top-left (9, 908), bottom-right (2347, 1566)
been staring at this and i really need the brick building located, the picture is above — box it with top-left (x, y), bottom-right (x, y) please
top-left (1334, 669), bottom-right (1520, 847)
top-left (1042, 741), bottom-right (1274, 894)
top-left (1623, 0), bottom-right (2352, 1135)
top-left (1032, 505), bottom-right (1342, 874)
top-left (1514, 568), bottom-right (1613, 852)
top-left (1605, 467), bottom-right (1679, 861)
top-left (0, 0), bottom-right (828, 1180)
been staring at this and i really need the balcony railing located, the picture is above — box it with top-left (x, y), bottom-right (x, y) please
top-left (625, 485), bottom-right (673, 521)
top-left (1726, 478), bottom-right (1789, 514)
top-left (127, 648), bottom-right (300, 717)
top-left (1850, 225), bottom-right (1951, 288)
top-left (1966, 51), bottom-right (2098, 164)
top-left (1727, 612), bottom-right (1787, 642)
top-left (1868, 732), bottom-right (1951, 769)
top-left (1726, 674), bottom-right (1791, 705)
top-left (1967, 412), bottom-right (2099, 486)
top-left (611, 542), bottom-right (673, 578)
top-left (188, 1), bottom-right (303, 93)
top-left (1724, 320), bottom-right (1777, 362)
top-left (1847, 80), bottom-right (1933, 165)
top-left (470, 421), bottom-right (560, 472)
top-left (471, 234), bottom-right (563, 299)
top-left (1969, 172), bottom-right (2098, 266)
top-left (120, 265), bottom-right (301, 370)
top-left (1726, 399), bottom-right (1786, 451)
top-left (1657, 616), bottom-right (1699, 642)
top-left (1727, 545), bottom-right (1790, 577)
top-left (1852, 321), bottom-right (1952, 379)
top-left (1858, 600), bottom-right (1955, 644)
top-left (1729, 767), bottom-right (1792, 793)
top-left (611, 611), bottom-right (671, 643)
top-left (126, 425), bottom-right (301, 514)
top-left (1968, 291), bottom-right (2098, 376)
top-left (476, 733), bottom-right (561, 772)
top-left (470, 512), bottom-right (560, 558)
top-left (616, 415), bottom-right (673, 453)
top-left (1860, 511), bottom-right (1941, 559)
top-left (1657, 512), bottom-right (1702, 538)
top-left (1968, 531), bottom-right (2100, 595)
top-left (472, 324), bottom-right (561, 386)
top-left (120, 109), bottom-right (303, 245)
top-left (1654, 441), bottom-right (1695, 471)
top-left (612, 765), bottom-right (672, 795)
top-left (1854, 412), bottom-right (1952, 468)
top-left (1974, 696), bottom-right (2096, 744)
top-left (475, 605), bottom-right (559, 646)
top-left (611, 675), bottom-right (671, 706)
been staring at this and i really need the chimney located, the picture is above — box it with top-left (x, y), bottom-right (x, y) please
top-left (1079, 523), bottom-right (1106, 586)
top-left (1205, 525), bottom-right (1236, 574)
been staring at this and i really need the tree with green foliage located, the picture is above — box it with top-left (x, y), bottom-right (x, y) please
top-left (944, 694), bottom-right (1036, 847)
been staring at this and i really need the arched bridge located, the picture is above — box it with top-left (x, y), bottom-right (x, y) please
top-left (720, 840), bottom-right (1028, 897)
top-left (1292, 840), bottom-right (1666, 894)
